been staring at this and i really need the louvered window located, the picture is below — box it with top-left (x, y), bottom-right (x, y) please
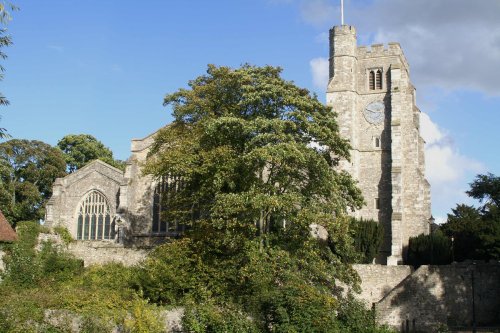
top-left (369, 71), bottom-right (375, 90)
top-left (376, 70), bottom-right (382, 89)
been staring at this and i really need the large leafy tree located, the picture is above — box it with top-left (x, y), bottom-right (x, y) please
top-left (0, 139), bottom-right (66, 226)
top-left (140, 65), bottom-right (369, 331)
top-left (0, 2), bottom-right (17, 139)
top-left (441, 173), bottom-right (500, 261)
top-left (57, 134), bottom-right (125, 172)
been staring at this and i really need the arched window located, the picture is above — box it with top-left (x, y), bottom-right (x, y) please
top-left (152, 175), bottom-right (185, 235)
top-left (376, 70), bottom-right (383, 89)
top-left (369, 71), bottom-right (375, 90)
top-left (76, 191), bottom-right (113, 240)
top-left (374, 137), bottom-right (380, 148)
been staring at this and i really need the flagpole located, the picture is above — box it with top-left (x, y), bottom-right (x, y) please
top-left (341, 0), bottom-right (344, 25)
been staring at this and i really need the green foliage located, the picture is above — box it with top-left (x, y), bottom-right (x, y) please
top-left (349, 217), bottom-right (383, 264)
top-left (183, 302), bottom-right (259, 333)
top-left (57, 134), bottom-right (125, 172)
top-left (440, 173), bottom-right (500, 261)
top-left (0, 1), bottom-right (17, 139)
top-left (133, 64), bottom-right (394, 332)
top-left (1, 221), bottom-right (83, 286)
top-left (406, 230), bottom-right (452, 266)
top-left (122, 299), bottom-right (166, 333)
top-left (53, 226), bottom-right (74, 245)
top-left (0, 139), bottom-right (67, 226)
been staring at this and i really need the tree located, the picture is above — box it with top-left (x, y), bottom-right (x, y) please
top-left (441, 173), bottom-right (500, 261)
top-left (57, 134), bottom-right (125, 172)
top-left (0, 139), bottom-right (66, 226)
top-left (139, 65), bottom-right (374, 331)
top-left (349, 217), bottom-right (384, 264)
top-left (0, 2), bottom-right (17, 139)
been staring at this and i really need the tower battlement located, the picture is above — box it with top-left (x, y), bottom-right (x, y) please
top-left (331, 24), bottom-right (356, 35)
top-left (357, 42), bottom-right (409, 72)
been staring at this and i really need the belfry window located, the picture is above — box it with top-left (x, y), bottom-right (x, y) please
top-left (368, 69), bottom-right (383, 90)
top-left (77, 190), bottom-right (113, 240)
top-left (369, 71), bottom-right (375, 90)
top-left (376, 70), bottom-right (382, 89)
top-left (152, 175), bottom-right (185, 235)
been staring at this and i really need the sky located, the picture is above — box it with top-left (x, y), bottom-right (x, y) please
top-left (1, 0), bottom-right (499, 223)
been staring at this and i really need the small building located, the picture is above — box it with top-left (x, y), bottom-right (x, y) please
top-left (0, 210), bottom-right (17, 243)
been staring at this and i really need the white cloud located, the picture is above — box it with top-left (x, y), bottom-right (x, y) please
top-left (349, 0), bottom-right (500, 95)
top-left (309, 57), bottom-right (329, 90)
top-left (420, 112), bottom-right (484, 217)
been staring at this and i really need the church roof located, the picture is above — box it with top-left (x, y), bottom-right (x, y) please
top-left (0, 210), bottom-right (17, 242)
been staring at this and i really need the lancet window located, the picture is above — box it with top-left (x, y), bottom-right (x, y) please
top-left (152, 175), bottom-right (185, 235)
top-left (369, 70), bottom-right (375, 90)
top-left (76, 190), bottom-right (114, 240)
top-left (368, 69), bottom-right (383, 90)
top-left (376, 70), bottom-right (383, 89)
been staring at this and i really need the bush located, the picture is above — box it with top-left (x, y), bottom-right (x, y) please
top-left (350, 218), bottom-right (384, 264)
top-left (53, 226), bottom-right (74, 245)
top-left (182, 302), bottom-right (258, 333)
top-left (406, 230), bottom-right (452, 266)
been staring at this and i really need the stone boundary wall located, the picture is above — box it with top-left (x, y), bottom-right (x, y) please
top-left (353, 264), bottom-right (413, 306)
top-left (375, 263), bottom-right (500, 332)
top-left (67, 242), bottom-right (148, 267)
top-left (38, 233), bottom-right (149, 267)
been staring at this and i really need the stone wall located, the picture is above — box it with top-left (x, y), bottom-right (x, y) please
top-left (353, 264), bottom-right (413, 306)
top-left (38, 233), bottom-right (148, 267)
top-left (375, 263), bottom-right (500, 332)
top-left (67, 241), bottom-right (148, 267)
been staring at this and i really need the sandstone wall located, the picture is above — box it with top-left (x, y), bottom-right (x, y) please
top-left (67, 242), bottom-right (148, 267)
top-left (375, 263), bottom-right (500, 332)
top-left (38, 233), bottom-right (148, 267)
top-left (353, 264), bottom-right (413, 306)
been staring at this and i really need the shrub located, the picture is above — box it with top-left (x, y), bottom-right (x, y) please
top-left (53, 226), bottom-right (74, 245)
top-left (350, 218), bottom-right (384, 264)
top-left (406, 230), bottom-right (452, 266)
top-left (182, 302), bottom-right (258, 333)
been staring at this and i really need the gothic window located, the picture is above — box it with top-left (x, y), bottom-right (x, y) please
top-left (374, 136), bottom-right (381, 148)
top-left (369, 71), bottom-right (375, 90)
top-left (152, 175), bottom-right (185, 235)
top-left (76, 190), bottom-right (114, 240)
top-left (376, 70), bottom-right (383, 89)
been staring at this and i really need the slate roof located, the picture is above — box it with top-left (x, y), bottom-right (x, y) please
top-left (0, 210), bottom-right (17, 242)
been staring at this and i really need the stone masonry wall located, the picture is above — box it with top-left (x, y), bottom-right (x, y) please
top-left (353, 264), bottom-right (413, 306)
top-left (38, 233), bottom-right (148, 267)
top-left (375, 263), bottom-right (500, 332)
top-left (67, 242), bottom-right (148, 267)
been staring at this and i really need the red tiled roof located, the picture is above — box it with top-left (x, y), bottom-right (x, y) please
top-left (0, 210), bottom-right (17, 242)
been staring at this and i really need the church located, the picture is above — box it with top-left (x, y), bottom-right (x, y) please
top-left (45, 23), bottom-right (431, 265)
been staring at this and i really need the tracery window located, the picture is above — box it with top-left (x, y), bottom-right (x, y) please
top-left (152, 175), bottom-right (185, 235)
top-left (76, 190), bottom-right (114, 240)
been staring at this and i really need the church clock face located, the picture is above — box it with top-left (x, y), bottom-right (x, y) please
top-left (363, 101), bottom-right (385, 125)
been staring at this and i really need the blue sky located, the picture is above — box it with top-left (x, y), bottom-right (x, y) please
top-left (1, 0), bottom-right (499, 222)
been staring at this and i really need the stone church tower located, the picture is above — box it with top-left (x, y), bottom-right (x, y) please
top-left (326, 25), bottom-right (431, 265)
